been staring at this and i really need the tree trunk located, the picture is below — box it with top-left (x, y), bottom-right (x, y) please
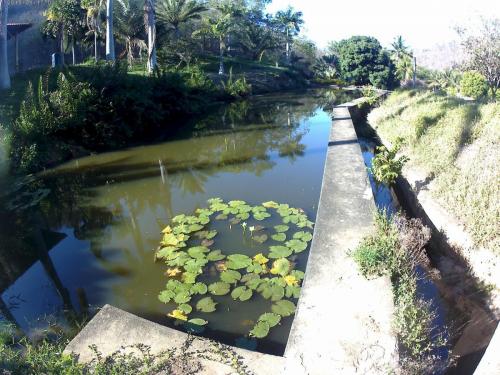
top-left (145, 0), bottom-right (156, 74)
top-left (218, 36), bottom-right (224, 75)
top-left (258, 50), bottom-right (265, 62)
top-left (285, 27), bottom-right (290, 63)
top-left (94, 21), bottom-right (98, 61)
top-left (413, 56), bottom-right (417, 88)
top-left (0, 0), bottom-right (9, 90)
top-left (71, 39), bottom-right (76, 65)
top-left (106, 0), bottom-right (115, 61)
top-left (60, 26), bottom-right (65, 65)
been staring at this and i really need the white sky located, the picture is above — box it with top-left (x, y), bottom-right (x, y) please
top-left (267, 0), bottom-right (500, 50)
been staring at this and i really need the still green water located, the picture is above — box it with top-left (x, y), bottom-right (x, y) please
top-left (0, 89), bottom-right (358, 354)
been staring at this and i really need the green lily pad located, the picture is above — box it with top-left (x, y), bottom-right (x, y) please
top-left (246, 262), bottom-right (265, 274)
top-left (174, 292), bottom-right (191, 304)
top-left (229, 200), bottom-right (246, 207)
top-left (158, 290), bottom-right (175, 303)
top-left (201, 239), bottom-right (214, 247)
top-left (258, 283), bottom-right (284, 301)
top-left (226, 254), bottom-right (252, 269)
top-left (252, 234), bottom-right (268, 244)
top-left (293, 231), bottom-right (313, 242)
top-left (236, 212), bottom-right (250, 220)
top-left (182, 272), bottom-right (198, 284)
top-left (220, 270), bottom-right (242, 284)
top-left (271, 300), bottom-right (296, 317)
top-left (286, 239), bottom-right (308, 253)
top-left (245, 276), bottom-right (263, 290)
top-left (188, 318), bottom-right (208, 326)
top-left (271, 233), bottom-right (286, 242)
top-left (157, 246), bottom-right (178, 260)
top-left (290, 270), bottom-right (305, 280)
top-left (215, 213), bottom-right (228, 220)
top-left (270, 258), bottom-right (291, 277)
top-left (178, 303), bottom-right (192, 314)
top-left (187, 224), bottom-right (204, 233)
top-left (196, 296), bottom-right (217, 313)
top-left (166, 253), bottom-right (190, 267)
top-left (249, 321), bottom-right (270, 338)
top-left (258, 313), bottom-right (281, 328)
top-left (274, 225), bottom-right (289, 233)
top-left (285, 285), bottom-right (301, 299)
top-left (187, 246), bottom-right (210, 259)
top-left (208, 282), bottom-right (231, 296)
top-left (231, 286), bottom-right (253, 301)
top-left (184, 258), bottom-right (208, 274)
top-left (207, 250), bottom-right (225, 261)
top-left (229, 217), bottom-right (242, 225)
top-left (269, 246), bottom-right (293, 259)
top-left (190, 282), bottom-right (208, 295)
top-left (262, 201), bottom-right (279, 208)
top-left (254, 211), bottom-right (271, 221)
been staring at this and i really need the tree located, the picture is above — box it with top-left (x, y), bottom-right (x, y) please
top-left (460, 71), bottom-right (489, 99)
top-left (334, 36), bottom-right (397, 89)
top-left (156, 0), bottom-right (206, 38)
top-left (390, 35), bottom-right (410, 62)
top-left (240, 8), bottom-right (280, 62)
top-left (42, 0), bottom-right (84, 65)
top-left (144, 0), bottom-right (156, 72)
top-left (105, 0), bottom-right (115, 60)
top-left (193, 1), bottom-right (240, 75)
top-left (275, 6), bottom-right (303, 63)
top-left (115, 0), bottom-right (145, 66)
top-left (458, 18), bottom-right (500, 98)
top-left (0, 0), bottom-right (9, 90)
top-left (81, 0), bottom-right (103, 61)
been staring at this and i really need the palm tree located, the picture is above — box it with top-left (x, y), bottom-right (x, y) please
top-left (275, 6), bottom-right (303, 63)
top-left (82, 0), bottom-right (103, 61)
top-left (390, 35), bottom-right (410, 62)
top-left (105, 0), bottom-right (115, 60)
top-left (0, 0), bottom-right (9, 89)
top-left (156, 0), bottom-right (206, 38)
top-left (143, 0), bottom-right (156, 73)
top-left (115, 0), bottom-right (145, 66)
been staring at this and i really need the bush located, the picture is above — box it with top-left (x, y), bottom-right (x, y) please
top-left (370, 139), bottom-right (409, 185)
top-left (460, 71), bottom-right (488, 99)
top-left (223, 69), bottom-right (252, 98)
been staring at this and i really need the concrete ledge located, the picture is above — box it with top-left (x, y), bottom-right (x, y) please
top-left (65, 304), bottom-right (285, 374)
top-left (283, 103), bottom-right (397, 374)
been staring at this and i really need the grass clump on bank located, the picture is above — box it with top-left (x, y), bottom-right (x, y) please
top-left (368, 90), bottom-right (500, 252)
top-left (353, 212), bottom-right (448, 373)
top-left (0, 323), bottom-right (251, 374)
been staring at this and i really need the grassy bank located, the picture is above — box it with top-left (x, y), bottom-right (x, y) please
top-left (353, 212), bottom-right (447, 373)
top-left (368, 90), bottom-right (500, 252)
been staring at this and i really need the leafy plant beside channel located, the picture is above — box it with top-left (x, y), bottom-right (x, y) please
top-left (370, 138), bottom-right (409, 186)
top-left (155, 198), bottom-right (314, 339)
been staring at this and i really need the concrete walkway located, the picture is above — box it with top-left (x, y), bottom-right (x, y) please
top-left (283, 104), bottom-right (397, 374)
top-left (65, 100), bottom-right (398, 374)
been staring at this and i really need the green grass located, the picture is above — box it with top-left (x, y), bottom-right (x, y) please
top-left (353, 213), bottom-right (446, 372)
top-left (368, 90), bottom-right (500, 252)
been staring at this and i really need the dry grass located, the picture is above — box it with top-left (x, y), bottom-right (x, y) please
top-left (368, 90), bottom-right (499, 252)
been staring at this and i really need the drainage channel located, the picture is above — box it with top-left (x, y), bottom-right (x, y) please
top-left (358, 136), bottom-right (497, 375)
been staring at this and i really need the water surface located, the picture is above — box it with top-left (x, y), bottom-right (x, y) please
top-left (0, 89), bottom-right (358, 354)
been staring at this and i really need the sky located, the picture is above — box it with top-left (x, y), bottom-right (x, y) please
top-left (266, 0), bottom-right (500, 50)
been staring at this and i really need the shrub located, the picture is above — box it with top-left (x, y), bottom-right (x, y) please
top-left (460, 71), bottom-right (488, 99)
top-left (223, 69), bottom-right (252, 98)
top-left (370, 139), bottom-right (409, 185)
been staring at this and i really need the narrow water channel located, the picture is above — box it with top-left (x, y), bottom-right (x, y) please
top-left (0, 89), bottom-right (359, 354)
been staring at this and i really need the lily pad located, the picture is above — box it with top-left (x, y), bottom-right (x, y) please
top-left (236, 212), bottom-right (250, 220)
top-left (231, 286), bottom-right (253, 301)
top-left (293, 231), bottom-right (313, 242)
top-left (226, 254), bottom-right (252, 269)
top-left (166, 253), bottom-right (190, 267)
top-left (174, 292), bottom-right (191, 304)
top-left (269, 246), bottom-right (293, 259)
top-left (188, 318), bottom-right (208, 326)
top-left (178, 303), bottom-right (192, 314)
top-left (254, 211), bottom-right (271, 221)
top-left (258, 313), bottom-right (281, 328)
top-left (271, 233), bottom-right (286, 242)
top-left (258, 282), bottom-right (284, 301)
top-left (187, 224), bottom-right (204, 233)
top-left (229, 217), bottom-right (242, 225)
top-left (271, 300), bottom-right (296, 317)
top-left (158, 290), bottom-right (175, 303)
top-left (290, 270), bottom-right (305, 280)
top-left (190, 282), bottom-right (208, 295)
top-left (246, 263), bottom-right (265, 274)
top-left (207, 250), bottom-right (226, 261)
top-left (220, 270), bottom-right (242, 284)
top-left (285, 285), bottom-right (301, 298)
top-left (208, 282), bottom-right (231, 296)
top-left (252, 234), bottom-right (268, 244)
top-left (274, 225), bottom-right (289, 233)
top-left (182, 272), bottom-right (198, 284)
top-left (215, 213), bottom-right (228, 220)
top-left (201, 239), bottom-right (214, 247)
top-left (187, 246), bottom-right (210, 259)
top-left (196, 296), bottom-right (217, 313)
top-left (270, 258), bottom-right (291, 277)
top-left (286, 239), bottom-right (308, 253)
top-left (249, 321), bottom-right (270, 338)
top-left (262, 201), bottom-right (279, 208)
top-left (253, 253), bottom-right (269, 265)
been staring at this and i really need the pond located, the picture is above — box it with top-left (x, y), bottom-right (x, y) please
top-left (0, 88), bottom-right (359, 355)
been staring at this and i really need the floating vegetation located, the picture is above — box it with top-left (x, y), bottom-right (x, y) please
top-left (155, 198), bottom-right (314, 339)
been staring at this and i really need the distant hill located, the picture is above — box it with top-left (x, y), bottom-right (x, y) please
top-left (414, 41), bottom-right (465, 71)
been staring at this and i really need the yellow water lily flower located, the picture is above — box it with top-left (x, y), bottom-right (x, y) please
top-left (165, 267), bottom-right (182, 277)
top-left (253, 253), bottom-right (269, 265)
top-left (162, 225), bottom-right (173, 234)
top-left (167, 309), bottom-right (188, 321)
top-left (216, 262), bottom-right (227, 272)
top-left (284, 275), bottom-right (299, 286)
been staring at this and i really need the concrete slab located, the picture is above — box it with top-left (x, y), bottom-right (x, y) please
top-left (64, 304), bottom-right (285, 375)
top-left (283, 106), bottom-right (398, 374)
